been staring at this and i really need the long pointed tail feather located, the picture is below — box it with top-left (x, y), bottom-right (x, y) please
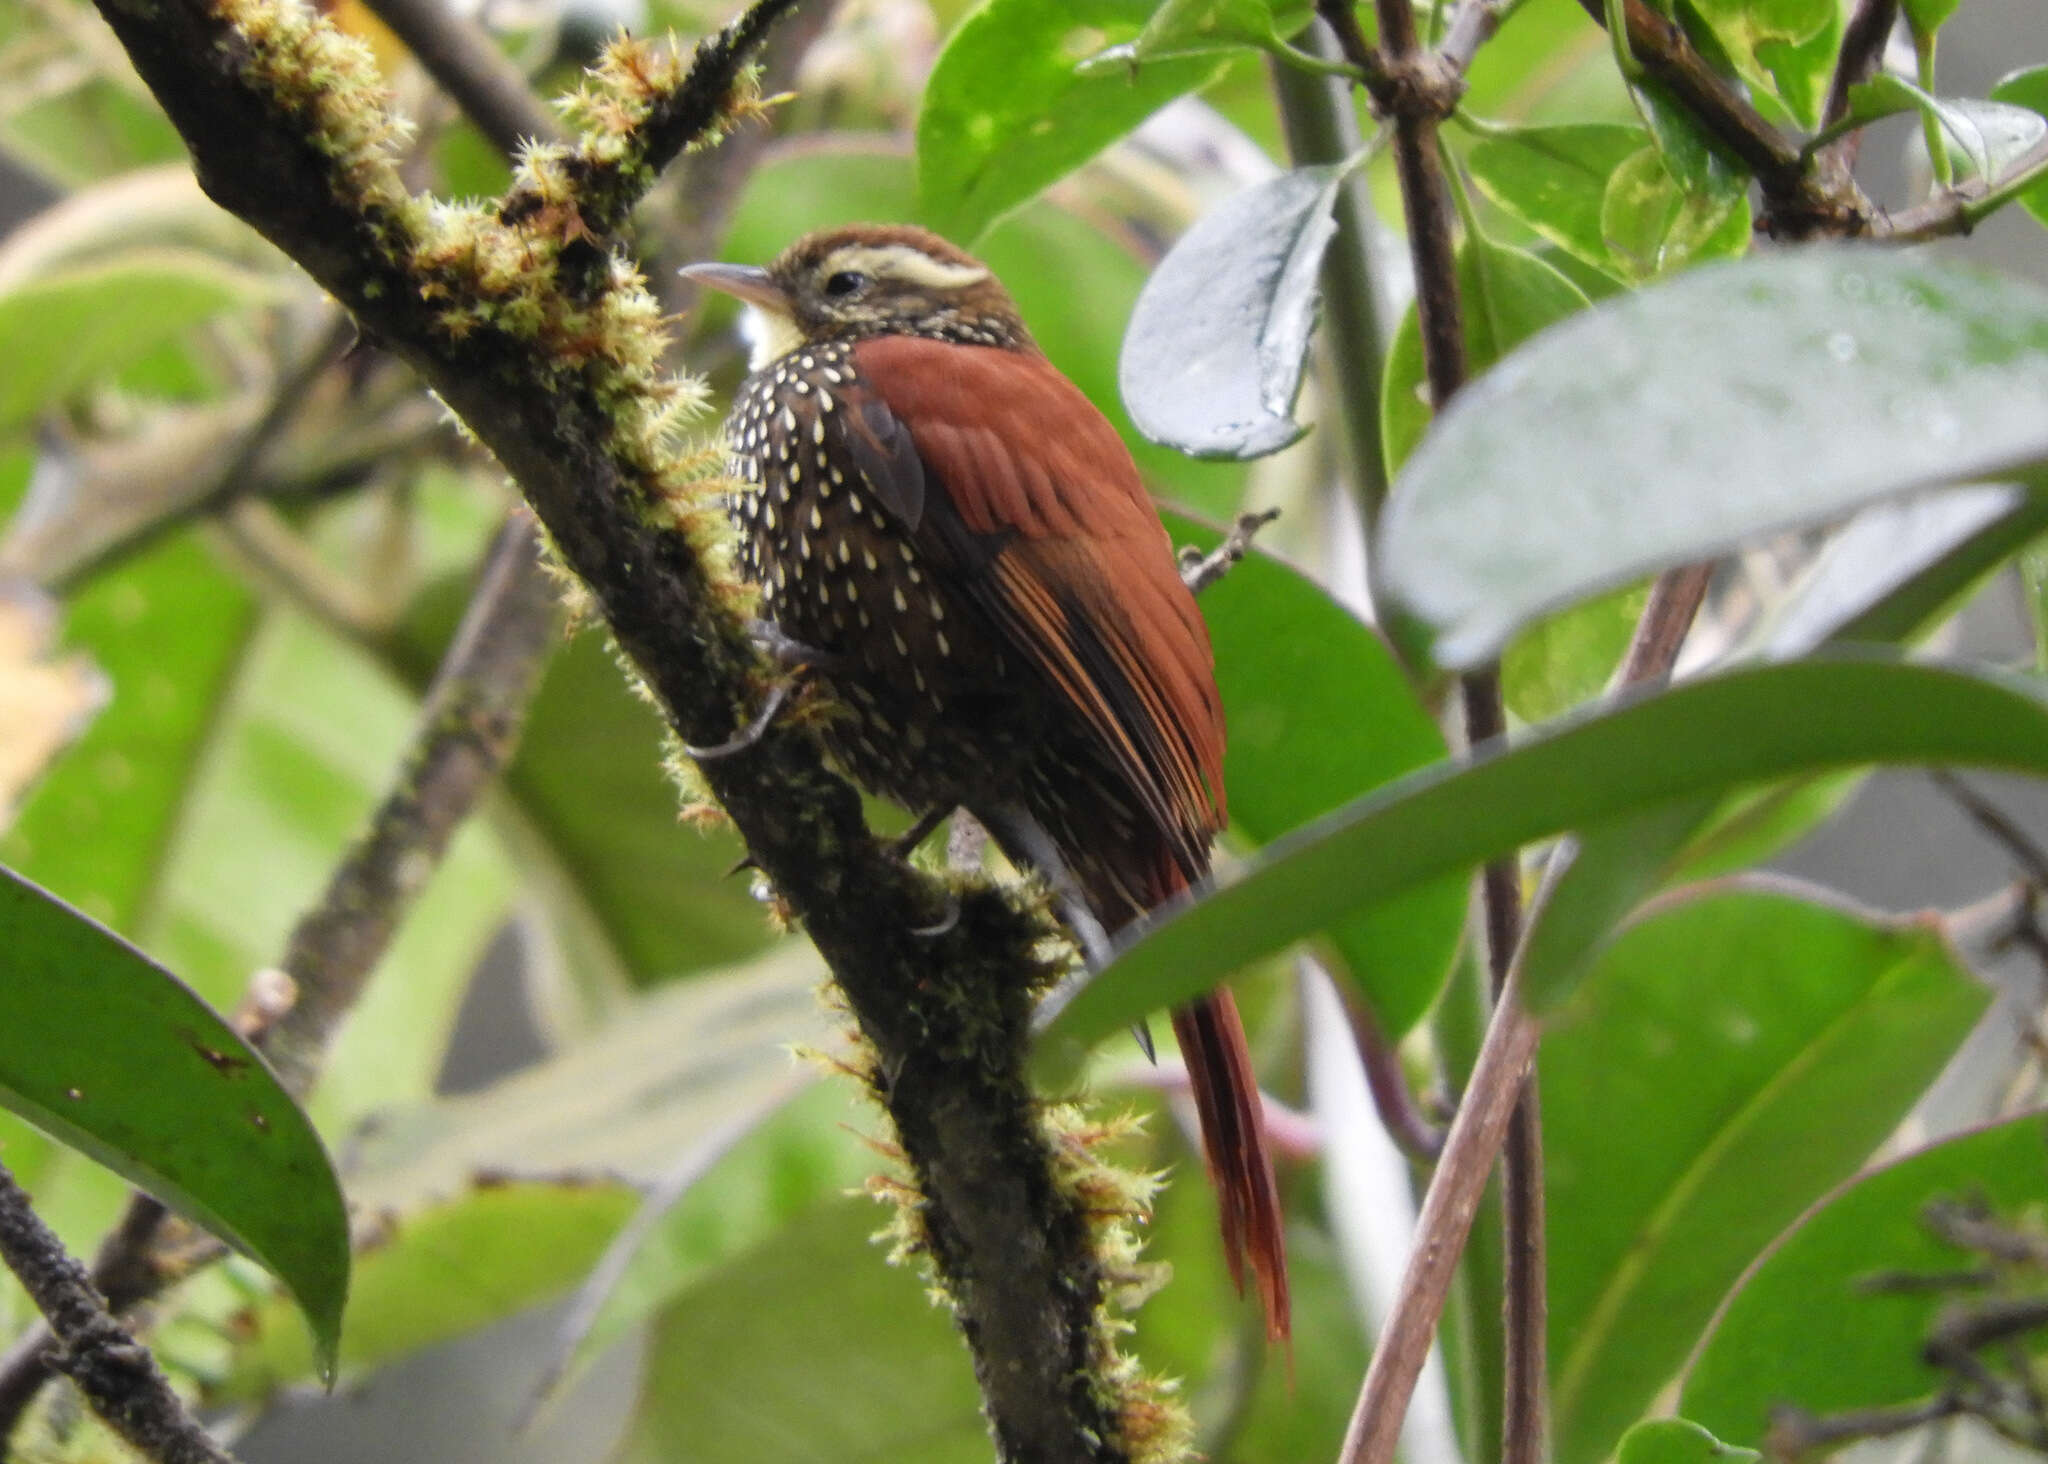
top-left (1170, 989), bottom-right (1291, 1342)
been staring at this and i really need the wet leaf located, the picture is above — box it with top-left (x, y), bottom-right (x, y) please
top-left (1376, 249), bottom-right (2048, 668)
top-left (1121, 164), bottom-right (1351, 460)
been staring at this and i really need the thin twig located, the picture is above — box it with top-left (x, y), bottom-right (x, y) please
top-left (1768, 1396), bottom-right (1963, 1458)
top-left (1613, 562), bottom-right (1713, 690)
top-left (1179, 508), bottom-right (1282, 594)
top-left (1339, 983), bottom-right (1447, 1162)
top-left (0, 1163), bottom-right (235, 1464)
top-left (264, 515), bottom-right (560, 1093)
top-left (1335, 0), bottom-right (1550, 1438)
top-left (1338, 562), bottom-right (1713, 1464)
top-left (1930, 769), bottom-right (2048, 889)
top-left (1878, 135), bottom-right (2048, 241)
top-left (1339, 960), bottom-right (1542, 1464)
top-left (1461, 668), bottom-right (1548, 1461)
top-left (1821, 0), bottom-right (1899, 138)
top-left (359, 0), bottom-right (562, 152)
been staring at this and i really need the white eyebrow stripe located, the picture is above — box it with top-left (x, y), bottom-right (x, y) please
top-left (824, 244), bottom-right (989, 291)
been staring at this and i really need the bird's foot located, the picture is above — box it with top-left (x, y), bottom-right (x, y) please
top-left (745, 618), bottom-right (847, 673)
top-left (681, 678), bottom-right (794, 760)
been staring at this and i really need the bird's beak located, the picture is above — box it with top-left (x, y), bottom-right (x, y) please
top-left (678, 262), bottom-right (791, 315)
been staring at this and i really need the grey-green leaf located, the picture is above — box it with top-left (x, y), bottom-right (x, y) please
top-left (1120, 164), bottom-right (1350, 460)
top-left (1376, 248), bottom-right (2048, 667)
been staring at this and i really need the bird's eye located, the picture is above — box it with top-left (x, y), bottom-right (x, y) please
top-left (823, 270), bottom-right (867, 298)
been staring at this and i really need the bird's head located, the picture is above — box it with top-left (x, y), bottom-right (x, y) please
top-left (681, 224), bottom-right (1034, 367)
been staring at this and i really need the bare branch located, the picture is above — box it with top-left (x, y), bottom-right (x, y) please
top-left (360, 0), bottom-right (561, 153)
top-left (0, 1163), bottom-right (235, 1464)
top-left (1877, 136), bottom-right (2048, 242)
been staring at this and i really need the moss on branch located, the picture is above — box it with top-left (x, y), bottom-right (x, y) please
top-left (83, 0), bottom-right (1185, 1456)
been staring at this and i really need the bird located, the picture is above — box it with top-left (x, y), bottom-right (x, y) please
top-left (681, 223), bottom-right (1289, 1341)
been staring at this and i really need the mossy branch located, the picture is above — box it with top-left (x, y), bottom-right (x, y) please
top-left (82, 0), bottom-right (1170, 1457)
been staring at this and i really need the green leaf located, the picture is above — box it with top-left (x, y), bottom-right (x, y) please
top-left (1598, 146), bottom-right (1751, 283)
top-left (1682, 1115), bottom-right (2048, 1448)
top-left (1502, 581), bottom-right (1648, 723)
top-left (1899, 0), bottom-right (1960, 38)
top-left (1940, 98), bottom-right (2048, 183)
top-left (1685, 0), bottom-right (1836, 125)
top-left (1124, 0), bottom-right (1311, 61)
top-left (1630, 79), bottom-right (1745, 195)
top-left (1120, 163), bottom-right (1349, 460)
top-left (0, 866), bottom-right (348, 1372)
top-left (339, 944), bottom-right (830, 1210)
top-left (1823, 76), bottom-right (2031, 181)
top-left (2024, 533), bottom-right (2048, 669)
top-left (1167, 514), bottom-right (1460, 1035)
top-left (1989, 65), bottom-right (2048, 226)
top-left (1377, 249), bottom-right (2048, 668)
top-left (1752, 1), bottom-right (1840, 130)
top-left (1, 533), bottom-right (256, 934)
top-left (1382, 236), bottom-right (1589, 477)
top-left (1466, 123), bottom-right (1651, 276)
top-left (917, 0), bottom-right (1230, 243)
top-left (133, 606), bottom-right (516, 1130)
top-left (213, 1181), bottom-right (637, 1396)
top-left (1544, 884), bottom-right (1986, 1464)
top-left (614, 1199), bottom-right (985, 1464)
top-left (213, 943), bottom-right (838, 1400)
top-left (0, 252), bottom-right (271, 434)
top-left (1615, 1419), bottom-right (1760, 1464)
top-left (1033, 657), bottom-right (2048, 1073)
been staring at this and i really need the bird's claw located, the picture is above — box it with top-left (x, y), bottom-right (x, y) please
top-left (910, 889), bottom-right (961, 939)
top-left (683, 679), bottom-right (793, 760)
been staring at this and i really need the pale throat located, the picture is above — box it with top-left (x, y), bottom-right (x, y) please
top-left (740, 304), bottom-right (807, 370)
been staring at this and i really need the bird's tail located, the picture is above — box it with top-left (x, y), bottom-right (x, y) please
top-left (1169, 987), bottom-right (1291, 1342)
top-left (989, 803), bottom-right (1292, 1343)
